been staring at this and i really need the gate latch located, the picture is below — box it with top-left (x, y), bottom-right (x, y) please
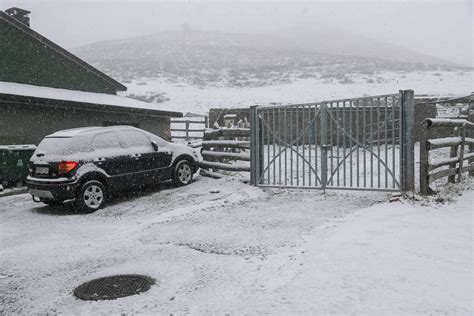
top-left (321, 144), bottom-right (331, 150)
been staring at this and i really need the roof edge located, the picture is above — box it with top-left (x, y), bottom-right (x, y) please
top-left (0, 93), bottom-right (183, 118)
top-left (0, 11), bottom-right (127, 92)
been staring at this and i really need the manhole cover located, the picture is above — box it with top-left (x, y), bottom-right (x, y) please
top-left (73, 274), bottom-right (154, 301)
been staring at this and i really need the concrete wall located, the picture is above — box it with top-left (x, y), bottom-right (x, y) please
top-left (0, 102), bottom-right (171, 145)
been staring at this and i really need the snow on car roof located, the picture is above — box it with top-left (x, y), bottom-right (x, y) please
top-left (0, 81), bottom-right (180, 115)
top-left (47, 125), bottom-right (138, 138)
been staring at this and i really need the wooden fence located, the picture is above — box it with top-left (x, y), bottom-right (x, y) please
top-left (170, 115), bottom-right (208, 142)
top-left (420, 118), bottom-right (474, 195)
top-left (199, 128), bottom-right (251, 178)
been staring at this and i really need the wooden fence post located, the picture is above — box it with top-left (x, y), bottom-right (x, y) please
top-left (419, 121), bottom-right (430, 195)
top-left (418, 118), bottom-right (473, 194)
top-left (250, 106), bottom-right (257, 186)
top-left (468, 111), bottom-right (474, 176)
top-left (457, 125), bottom-right (466, 182)
top-left (448, 127), bottom-right (459, 183)
top-left (185, 121), bottom-right (189, 142)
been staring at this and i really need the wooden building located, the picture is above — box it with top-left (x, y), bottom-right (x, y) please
top-left (0, 7), bottom-right (181, 145)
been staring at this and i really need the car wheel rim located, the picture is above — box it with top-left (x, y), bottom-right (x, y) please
top-left (83, 184), bottom-right (103, 209)
top-left (178, 163), bottom-right (192, 184)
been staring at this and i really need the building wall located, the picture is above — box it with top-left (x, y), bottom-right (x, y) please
top-left (0, 18), bottom-right (117, 94)
top-left (0, 102), bottom-right (171, 145)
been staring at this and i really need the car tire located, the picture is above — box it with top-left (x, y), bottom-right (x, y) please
top-left (173, 160), bottom-right (193, 186)
top-left (76, 180), bottom-right (106, 213)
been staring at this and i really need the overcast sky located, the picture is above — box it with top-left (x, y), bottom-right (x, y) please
top-left (1, 0), bottom-right (472, 66)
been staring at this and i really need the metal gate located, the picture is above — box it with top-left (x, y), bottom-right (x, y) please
top-left (250, 90), bottom-right (414, 192)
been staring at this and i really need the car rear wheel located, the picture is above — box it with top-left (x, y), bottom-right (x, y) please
top-left (76, 180), bottom-right (106, 213)
top-left (173, 160), bottom-right (193, 186)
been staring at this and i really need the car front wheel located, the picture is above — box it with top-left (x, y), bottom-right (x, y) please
top-left (76, 180), bottom-right (106, 213)
top-left (173, 160), bottom-right (193, 186)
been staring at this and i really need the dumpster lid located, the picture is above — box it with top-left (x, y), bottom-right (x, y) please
top-left (0, 144), bottom-right (36, 150)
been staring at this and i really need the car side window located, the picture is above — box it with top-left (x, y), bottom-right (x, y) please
top-left (119, 130), bottom-right (154, 152)
top-left (143, 131), bottom-right (168, 147)
top-left (92, 132), bottom-right (122, 150)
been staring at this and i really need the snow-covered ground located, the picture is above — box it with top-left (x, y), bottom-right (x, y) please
top-left (123, 71), bottom-right (473, 114)
top-left (0, 175), bottom-right (472, 314)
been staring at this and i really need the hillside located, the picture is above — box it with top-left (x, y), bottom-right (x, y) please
top-left (268, 24), bottom-right (455, 67)
top-left (73, 28), bottom-right (464, 89)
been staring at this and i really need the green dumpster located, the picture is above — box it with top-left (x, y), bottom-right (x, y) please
top-left (0, 145), bottom-right (36, 188)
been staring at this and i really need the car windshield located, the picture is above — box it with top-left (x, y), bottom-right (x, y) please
top-left (36, 137), bottom-right (91, 155)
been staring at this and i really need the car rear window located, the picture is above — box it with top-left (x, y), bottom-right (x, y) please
top-left (92, 132), bottom-right (122, 149)
top-left (36, 137), bottom-right (92, 155)
top-left (120, 130), bottom-right (152, 148)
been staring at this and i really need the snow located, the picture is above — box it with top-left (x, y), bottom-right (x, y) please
top-left (201, 150), bottom-right (250, 160)
top-left (0, 144), bottom-right (36, 150)
top-left (202, 140), bottom-right (250, 147)
top-left (427, 118), bottom-right (473, 126)
top-left (464, 152), bottom-right (474, 160)
top-left (428, 137), bottom-right (462, 148)
top-left (271, 184), bottom-right (473, 314)
top-left (200, 161), bottom-right (249, 171)
top-left (0, 81), bottom-right (180, 113)
top-left (0, 175), bottom-right (472, 314)
top-left (429, 156), bottom-right (459, 168)
top-left (122, 70), bottom-right (473, 114)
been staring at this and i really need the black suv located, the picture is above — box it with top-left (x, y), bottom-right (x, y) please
top-left (27, 126), bottom-right (200, 212)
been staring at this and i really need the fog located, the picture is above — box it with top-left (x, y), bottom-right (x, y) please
top-left (1, 0), bottom-right (472, 66)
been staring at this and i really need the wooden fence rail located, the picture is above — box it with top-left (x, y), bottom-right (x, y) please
top-left (199, 128), bottom-right (251, 178)
top-left (170, 116), bottom-right (208, 142)
top-left (420, 118), bottom-right (474, 195)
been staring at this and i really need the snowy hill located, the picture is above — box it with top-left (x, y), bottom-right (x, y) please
top-left (73, 28), bottom-right (472, 114)
top-left (73, 28), bottom-right (465, 89)
top-left (269, 24), bottom-right (456, 66)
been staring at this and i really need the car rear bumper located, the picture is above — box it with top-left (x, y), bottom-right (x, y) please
top-left (26, 176), bottom-right (79, 201)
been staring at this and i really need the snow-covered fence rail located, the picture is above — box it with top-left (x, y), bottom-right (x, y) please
top-left (420, 118), bottom-right (474, 195)
top-left (170, 115), bottom-right (209, 142)
top-left (199, 128), bottom-right (251, 178)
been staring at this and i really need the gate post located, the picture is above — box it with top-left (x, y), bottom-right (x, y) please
top-left (320, 103), bottom-right (328, 190)
top-left (400, 90), bottom-right (415, 192)
top-left (250, 106), bottom-right (263, 186)
top-left (250, 106), bottom-right (258, 186)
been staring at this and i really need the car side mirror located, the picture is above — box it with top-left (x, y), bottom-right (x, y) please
top-left (151, 141), bottom-right (159, 151)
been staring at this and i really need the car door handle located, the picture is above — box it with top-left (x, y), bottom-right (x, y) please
top-left (94, 157), bottom-right (105, 163)
top-left (133, 154), bottom-right (141, 159)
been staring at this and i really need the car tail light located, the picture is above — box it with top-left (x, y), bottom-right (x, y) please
top-left (58, 161), bottom-right (78, 175)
